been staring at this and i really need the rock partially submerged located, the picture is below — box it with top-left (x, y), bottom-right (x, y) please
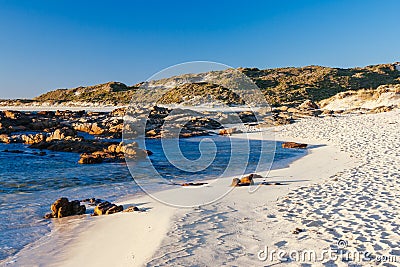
top-left (281, 142), bottom-right (308, 149)
top-left (30, 139), bottom-right (115, 153)
top-left (78, 141), bottom-right (150, 164)
top-left (45, 197), bottom-right (86, 219)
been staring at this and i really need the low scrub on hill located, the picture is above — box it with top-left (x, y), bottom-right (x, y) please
top-left (30, 63), bottom-right (400, 107)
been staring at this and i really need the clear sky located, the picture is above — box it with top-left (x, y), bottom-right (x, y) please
top-left (0, 0), bottom-right (399, 99)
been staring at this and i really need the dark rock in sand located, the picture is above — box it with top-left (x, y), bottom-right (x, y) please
top-left (106, 205), bottom-right (124, 215)
top-left (230, 178), bottom-right (241, 187)
top-left (240, 174), bottom-right (255, 186)
top-left (281, 142), bottom-right (307, 149)
top-left (93, 201), bottom-right (123, 216)
top-left (292, 227), bottom-right (305, 234)
top-left (181, 182), bottom-right (208, 186)
top-left (123, 206), bottom-right (140, 212)
top-left (231, 173), bottom-right (260, 186)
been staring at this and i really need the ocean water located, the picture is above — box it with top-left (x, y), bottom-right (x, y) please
top-left (0, 135), bottom-right (307, 261)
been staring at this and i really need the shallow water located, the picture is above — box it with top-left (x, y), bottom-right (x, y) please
top-left (0, 136), bottom-right (307, 261)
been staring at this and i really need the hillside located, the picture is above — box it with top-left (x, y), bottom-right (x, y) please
top-left (241, 63), bottom-right (400, 106)
top-left (16, 63), bottom-right (400, 107)
top-left (33, 82), bottom-right (140, 105)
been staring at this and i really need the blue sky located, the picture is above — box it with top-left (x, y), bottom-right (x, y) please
top-left (0, 0), bottom-right (399, 99)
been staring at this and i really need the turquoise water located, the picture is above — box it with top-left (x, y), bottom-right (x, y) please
top-left (0, 136), bottom-right (307, 261)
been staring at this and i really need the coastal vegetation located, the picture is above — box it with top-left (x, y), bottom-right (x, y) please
top-left (6, 63), bottom-right (397, 107)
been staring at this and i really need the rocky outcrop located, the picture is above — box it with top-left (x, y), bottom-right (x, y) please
top-left (46, 127), bottom-right (76, 141)
top-left (0, 134), bottom-right (10, 143)
top-left (281, 142), bottom-right (308, 149)
top-left (137, 106), bottom-right (223, 139)
top-left (73, 122), bottom-right (105, 135)
top-left (110, 107), bottom-right (126, 117)
top-left (78, 142), bottom-right (150, 164)
top-left (29, 139), bottom-right (113, 153)
top-left (78, 153), bottom-right (104, 164)
top-left (44, 197), bottom-right (86, 218)
top-left (21, 133), bottom-right (46, 144)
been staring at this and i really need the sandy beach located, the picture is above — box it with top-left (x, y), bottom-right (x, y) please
top-left (8, 109), bottom-right (400, 266)
top-left (2, 1), bottom-right (400, 266)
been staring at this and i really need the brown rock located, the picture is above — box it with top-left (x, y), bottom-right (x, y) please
top-left (110, 108), bottom-right (126, 117)
top-left (105, 205), bottom-right (123, 215)
top-left (93, 201), bottom-right (123, 216)
top-left (231, 174), bottom-right (260, 187)
top-left (48, 197), bottom-right (86, 218)
top-left (231, 178), bottom-right (241, 187)
top-left (71, 200), bottom-right (86, 215)
top-left (90, 123), bottom-right (105, 135)
top-left (3, 110), bottom-right (22, 120)
top-left (46, 127), bottom-right (76, 141)
top-left (292, 228), bottom-right (305, 234)
top-left (0, 134), bottom-right (10, 143)
top-left (146, 129), bottom-right (158, 137)
top-left (73, 122), bottom-right (105, 135)
top-left (240, 175), bottom-right (254, 186)
top-left (219, 127), bottom-right (241, 136)
top-left (93, 201), bottom-right (113, 216)
top-left (21, 133), bottom-right (46, 144)
top-left (282, 142), bottom-right (307, 149)
top-left (78, 153), bottom-right (103, 164)
top-left (123, 206), bottom-right (140, 212)
top-left (51, 197), bottom-right (69, 215)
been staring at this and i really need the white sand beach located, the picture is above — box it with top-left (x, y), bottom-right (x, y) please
top-left (7, 109), bottom-right (400, 266)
